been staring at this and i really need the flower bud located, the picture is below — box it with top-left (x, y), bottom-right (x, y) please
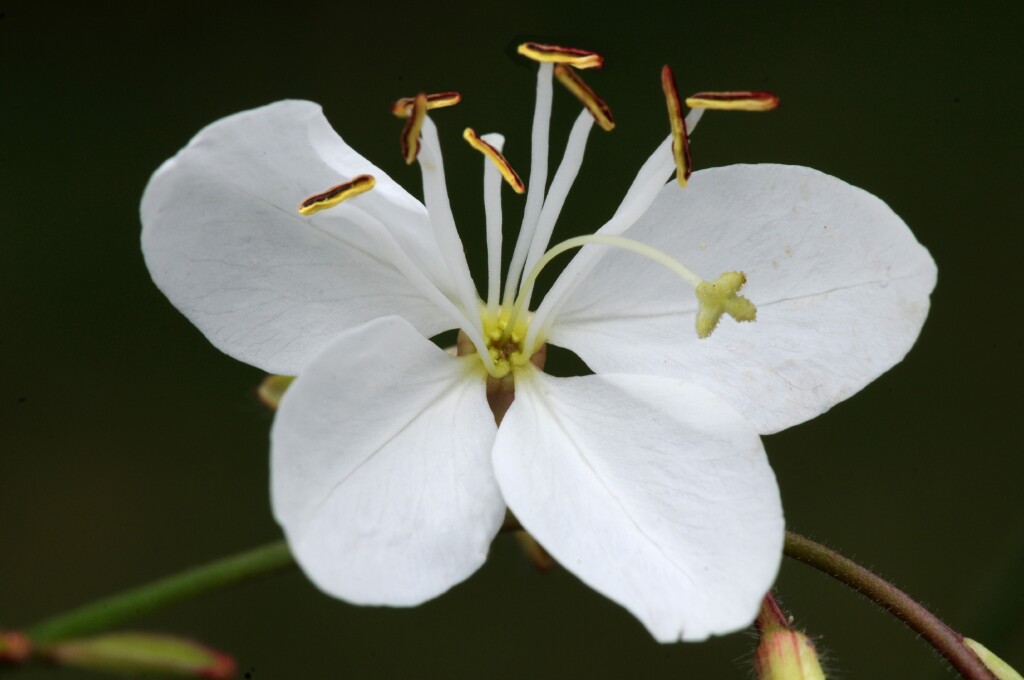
top-left (257, 374), bottom-right (295, 409)
top-left (0, 631), bottom-right (32, 663)
top-left (47, 632), bottom-right (235, 678)
top-left (755, 628), bottom-right (826, 680)
top-left (963, 638), bottom-right (1023, 680)
top-left (754, 594), bottom-right (825, 680)
top-left (514, 530), bottom-right (557, 572)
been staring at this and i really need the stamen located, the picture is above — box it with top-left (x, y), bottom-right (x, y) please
top-left (553, 64), bottom-right (615, 131)
top-left (685, 91), bottom-right (779, 111)
top-left (297, 174), bottom-right (376, 215)
top-left (400, 93), bottom-right (428, 165)
top-left (502, 62), bottom-right (553, 310)
top-left (517, 42), bottom-right (604, 69)
top-left (661, 65), bottom-right (692, 187)
top-left (391, 91), bottom-right (461, 118)
top-left (522, 110), bottom-right (594, 281)
top-left (479, 133), bottom-right (505, 315)
top-left (463, 128), bottom-right (525, 194)
top-left (416, 117), bottom-right (491, 362)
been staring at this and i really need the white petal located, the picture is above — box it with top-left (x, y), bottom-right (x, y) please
top-left (141, 100), bottom-right (463, 375)
top-left (493, 368), bottom-right (783, 642)
top-left (546, 164), bottom-right (937, 433)
top-left (271, 316), bottom-right (504, 605)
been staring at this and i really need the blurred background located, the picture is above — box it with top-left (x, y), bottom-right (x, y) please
top-left (3, 1), bottom-right (1022, 677)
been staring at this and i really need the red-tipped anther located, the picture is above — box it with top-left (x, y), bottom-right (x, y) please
top-left (553, 64), bottom-right (615, 131)
top-left (463, 128), bottom-right (525, 194)
top-left (685, 91), bottom-right (780, 111)
top-left (517, 42), bottom-right (604, 69)
top-left (391, 91), bottom-right (461, 118)
top-left (297, 174), bottom-right (376, 215)
top-left (661, 65), bottom-right (692, 187)
top-left (400, 93), bottom-right (428, 164)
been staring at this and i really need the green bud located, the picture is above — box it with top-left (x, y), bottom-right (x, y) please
top-left (963, 638), bottom-right (1023, 680)
top-left (48, 632), bottom-right (235, 678)
top-left (257, 374), bottom-right (295, 409)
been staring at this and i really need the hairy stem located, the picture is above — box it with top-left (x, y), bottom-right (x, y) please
top-left (783, 531), bottom-right (994, 680)
top-left (16, 529), bottom-right (995, 680)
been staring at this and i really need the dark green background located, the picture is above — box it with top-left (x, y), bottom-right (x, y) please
top-left (3, 2), bottom-right (1022, 678)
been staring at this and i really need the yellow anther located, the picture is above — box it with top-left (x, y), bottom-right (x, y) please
top-left (391, 91), bottom-right (461, 118)
top-left (517, 42), bottom-right (604, 69)
top-left (400, 93), bottom-right (428, 165)
top-left (463, 128), bottom-right (526, 194)
top-left (695, 271), bottom-right (757, 339)
top-left (553, 64), bottom-right (615, 131)
top-left (661, 65), bottom-right (692, 187)
top-left (297, 174), bottom-right (376, 215)
top-left (685, 91), bottom-right (780, 111)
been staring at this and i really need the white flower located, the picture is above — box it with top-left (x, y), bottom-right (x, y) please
top-left (140, 47), bottom-right (936, 642)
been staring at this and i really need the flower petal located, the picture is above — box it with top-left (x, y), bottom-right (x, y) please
top-left (271, 315), bottom-right (503, 605)
top-left (546, 164), bottom-right (937, 433)
top-left (493, 368), bottom-right (783, 642)
top-left (142, 100), bottom-right (465, 375)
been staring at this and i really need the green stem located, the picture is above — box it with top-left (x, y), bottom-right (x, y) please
top-left (16, 529), bottom-right (996, 680)
top-left (783, 531), bottom-right (994, 680)
top-left (26, 541), bottom-right (293, 644)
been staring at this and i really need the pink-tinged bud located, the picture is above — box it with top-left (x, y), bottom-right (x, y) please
top-left (0, 631), bottom-right (32, 663)
top-left (755, 628), bottom-right (825, 680)
top-left (963, 638), bottom-right (1023, 680)
top-left (47, 633), bottom-right (235, 678)
top-left (754, 595), bottom-right (825, 680)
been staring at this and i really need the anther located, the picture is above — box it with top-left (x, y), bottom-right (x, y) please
top-left (553, 64), bottom-right (615, 131)
top-left (400, 93), bottom-right (428, 165)
top-left (297, 174), bottom-right (376, 215)
top-left (685, 91), bottom-right (780, 111)
top-left (463, 128), bottom-right (526, 194)
top-left (661, 65), bottom-right (692, 187)
top-left (391, 91), bottom-right (461, 118)
top-left (517, 42), bottom-right (604, 69)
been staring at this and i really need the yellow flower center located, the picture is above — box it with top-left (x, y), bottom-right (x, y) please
top-left (481, 307), bottom-right (531, 379)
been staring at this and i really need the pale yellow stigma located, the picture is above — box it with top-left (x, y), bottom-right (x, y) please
top-left (463, 128), bottom-right (526, 193)
top-left (695, 271), bottom-right (757, 339)
top-left (297, 174), bottom-right (376, 215)
top-left (553, 64), bottom-right (615, 131)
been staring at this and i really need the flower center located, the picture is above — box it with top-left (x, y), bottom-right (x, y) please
top-left (480, 307), bottom-right (530, 379)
